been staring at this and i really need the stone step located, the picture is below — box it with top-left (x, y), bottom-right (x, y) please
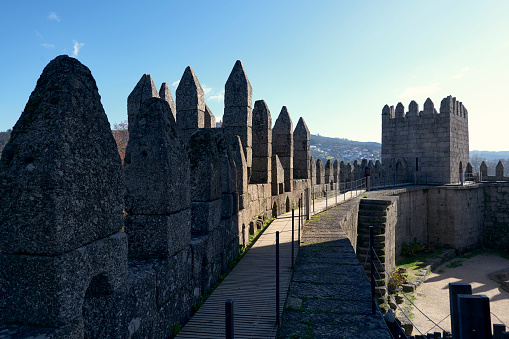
top-left (357, 203), bottom-right (388, 211)
top-left (358, 215), bottom-right (387, 223)
top-left (357, 209), bottom-right (386, 217)
top-left (360, 199), bottom-right (392, 206)
top-left (357, 246), bottom-right (386, 256)
top-left (357, 223), bottom-right (386, 231)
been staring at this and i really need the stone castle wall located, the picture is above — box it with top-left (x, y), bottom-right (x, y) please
top-left (381, 97), bottom-right (469, 185)
top-left (0, 55), bottom-right (323, 338)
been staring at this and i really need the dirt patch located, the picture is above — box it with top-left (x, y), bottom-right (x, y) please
top-left (410, 253), bottom-right (509, 334)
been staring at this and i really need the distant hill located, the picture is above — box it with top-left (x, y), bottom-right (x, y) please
top-left (310, 134), bottom-right (380, 164)
top-left (0, 129), bottom-right (11, 156)
top-left (1, 126), bottom-right (509, 171)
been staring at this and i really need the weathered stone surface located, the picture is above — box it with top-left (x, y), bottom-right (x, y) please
top-left (224, 60), bottom-right (252, 108)
top-left (176, 66), bottom-right (205, 113)
top-left (273, 107), bottom-right (293, 191)
top-left (395, 102), bottom-right (405, 118)
top-left (496, 160), bottom-right (504, 179)
top-left (188, 129), bottom-right (222, 202)
top-left (128, 74), bottom-right (159, 132)
top-left (176, 67), bottom-right (205, 142)
top-left (125, 210), bottom-right (191, 259)
top-left (293, 117), bottom-right (310, 179)
top-left (191, 199), bottom-right (221, 235)
top-left (126, 261), bottom-right (157, 338)
top-left (0, 55), bottom-right (123, 255)
top-left (0, 319), bottom-right (83, 339)
top-left (230, 136), bottom-right (247, 195)
top-left (159, 82), bottom-right (176, 121)
top-left (152, 248), bottom-right (192, 307)
top-left (124, 97), bottom-right (190, 215)
top-left (204, 104), bottom-right (216, 128)
top-left (251, 100), bottom-right (272, 184)
top-left (0, 232), bottom-right (127, 327)
top-left (333, 159), bottom-right (339, 183)
top-left (272, 154), bottom-right (284, 196)
top-left (407, 100), bottom-right (419, 116)
top-left (422, 97), bottom-right (434, 115)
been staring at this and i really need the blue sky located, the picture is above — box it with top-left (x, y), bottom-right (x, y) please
top-left (1, 1), bottom-right (508, 151)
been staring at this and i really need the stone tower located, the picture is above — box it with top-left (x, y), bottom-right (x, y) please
top-left (381, 96), bottom-right (469, 184)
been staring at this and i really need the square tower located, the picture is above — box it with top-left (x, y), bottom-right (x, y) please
top-left (381, 96), bottom-right (469, 185)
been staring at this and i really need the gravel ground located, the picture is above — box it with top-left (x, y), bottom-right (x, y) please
top-left (409, 253), bottom-right (509, 335)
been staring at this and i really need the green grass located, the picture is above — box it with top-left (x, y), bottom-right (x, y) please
top-left (397, 248), bottom-right (444, 270)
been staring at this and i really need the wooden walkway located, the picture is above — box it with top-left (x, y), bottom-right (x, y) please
top-left (176, 189), bottom-right (365, 339)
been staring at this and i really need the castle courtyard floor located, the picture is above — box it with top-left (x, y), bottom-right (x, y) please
top-left (410, 253), bottom-right (509, 334)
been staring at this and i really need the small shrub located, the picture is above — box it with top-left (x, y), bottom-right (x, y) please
top-left (388, 267), bottom-right (408, 292)
top-left (402, 238), bottom-right (434, 257)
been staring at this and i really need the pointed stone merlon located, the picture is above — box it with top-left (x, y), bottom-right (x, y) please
top-left (422, 97), bottom-right (436, 116)
top-left (271, 154), bottom-right (284, 196)
top-left (0, 55), bottom-right (127, 330)
top-left (223, 60), bottom-right (253, 175)
top-left (339, 161), bottom-right (346, 182)
top-left (204, 104), bottom-right (216, 128)
top-left (333, 159), bottom-right (339, 183)
top-left (310, 156), bottom-right (316, 186)
top-left (159, 82), bottom-right (177, 121)
top-left (496, 160), bottom-right (504, 179)
top-left (406, 100), bottom-right (419, 117)
top-left (293, 117), bottom-right (310, 180)
top-left (128, 74), bottom-right (159, 132)
top-left (272, 106), bottom-right (293, 192)
top-left (325, 159), bottom-right (332, 184)
top-left (480, 161), bottom-right (488, 178)
top-left (395, 102), bottom-right (405, 118)
top-left (316, 159), bottom-right (324, 185)
top-left (176, 66), bottom-right (205, 143)
top-left (123, 97), bottom-right (190, 259)
top-left (466, 162), bottom-right (473, 178)
top-left (251, 100), bottom-right (272, 184)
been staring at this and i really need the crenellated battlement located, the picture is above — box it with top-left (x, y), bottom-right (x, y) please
top-left (382, 96), bottom-right (468, 122)
top-left (381, 95), bottom-right (469, 184)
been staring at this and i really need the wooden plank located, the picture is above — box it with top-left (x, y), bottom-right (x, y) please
top-left (176, 190), bottom-right (365, 339)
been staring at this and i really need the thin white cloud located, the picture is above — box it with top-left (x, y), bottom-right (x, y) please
top-left (452, 66), bottom-right (471, 79)
top-left (208, 90), bottom-right (225, 102)
top-left (41, 43), bottom-right (55, 48)
top-left (48, 12), bottom-right (60, 22)
top-left (202, 84), bottom-right (212, 96)
top-left (72, 40), bottom-right (84, 57)
top-left (396, 83), bottom-right (440, 99)
top-left (171, 80), bottom-right (180, 88)
top-left (34, 29), bottom-right (43, 40)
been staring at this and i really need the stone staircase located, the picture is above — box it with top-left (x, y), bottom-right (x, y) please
top-left (356, 199), bottom-right (392, 298)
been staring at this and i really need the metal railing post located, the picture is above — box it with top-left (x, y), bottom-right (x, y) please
top-left (370, 225), bottom-right (375, 315)
top-left (312, 186), bottom-right (315, 212)
top-left (291, 208), bottom-right (294, 269)
top-left (298, 200), bottom-right (301, 247)
top-left (326, 185), bottom-right (328, 209)
top-left (276, 231), bottom-right (280, 325)
top-left (226, 299), bottom-right (234, 339)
